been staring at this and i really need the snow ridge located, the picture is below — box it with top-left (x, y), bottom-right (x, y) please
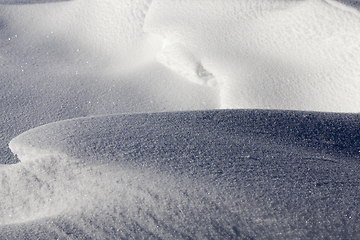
top-left (2, 110), bottom-right (360, 238)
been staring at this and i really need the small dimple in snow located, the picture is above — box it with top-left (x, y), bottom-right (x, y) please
top-left (196, 63), bottom-right (213, 79)
top-left (196, 63), bottom-right (217, 86)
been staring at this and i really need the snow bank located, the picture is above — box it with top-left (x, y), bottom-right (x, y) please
top-left (144, 0), bottom-right (360, 112)
top-left (0, 0), bottom-right (218, 164)
top-left (3, 110), bottom-right (360, 238)
top-left (1, 0), bottom-right (359, 165)
top-left (1, 0), bottom-right (360, 238)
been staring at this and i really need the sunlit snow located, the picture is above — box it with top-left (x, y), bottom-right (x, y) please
top-left (1, 0), bottom-right (360, 239)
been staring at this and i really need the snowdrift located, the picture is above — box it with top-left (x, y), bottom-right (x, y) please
top-left (2, 110), bottom-right (360, 239)
top-left (1, 0), bottom-right (360, 238)
top-left (144, 0), bottom-right (360, 112)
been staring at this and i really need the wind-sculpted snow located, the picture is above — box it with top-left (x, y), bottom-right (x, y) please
top-left (1, 0), bottom-right (360, 239)
top-left (1, 0), bottom-right (360, 165)
top-left (144, 0), bottom-right (360, 112)
top-left (0, 0), bottom-right (216, 164)
top-left (2, 110), bottom-right (360, 239)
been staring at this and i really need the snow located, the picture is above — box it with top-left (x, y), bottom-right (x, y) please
top-left (1, 0), bottom-right (360, 239)
top-left (144, 0), bottom-right (360, 111)
top-left (3, 110), bottom-right (360, 238)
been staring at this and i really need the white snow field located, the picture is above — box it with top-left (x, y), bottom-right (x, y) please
top-left (0, 0), bottom-right (360, 239)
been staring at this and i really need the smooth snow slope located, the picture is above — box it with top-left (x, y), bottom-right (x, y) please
top-left (144, 0), bottom-right (360, 111)
top-left (2, 110), bottom-right (360, 239)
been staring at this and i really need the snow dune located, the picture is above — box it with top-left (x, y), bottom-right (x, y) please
top-left (144, 0), bottom-right (360, 111)
top-left (0, 0), bottom-right (218, 164)
top-left (1, 0), bottom-right (360, 239)
top-left (2, 110), bottom-right (360, 239)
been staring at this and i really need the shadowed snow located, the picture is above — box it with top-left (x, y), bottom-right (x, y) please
top-left (2, 110), bottom-right (360, 238)
top-left (1, 0), bottom-right (360, 239)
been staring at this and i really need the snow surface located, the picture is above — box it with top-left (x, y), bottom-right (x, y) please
top-left (3, 110), bottom-right (360, 239)
top-left (1, 0), bottom-right (360, 239)
top-left (144, 0), bottom-right (360, 111)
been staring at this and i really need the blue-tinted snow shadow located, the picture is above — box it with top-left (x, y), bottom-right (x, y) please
top-left (9, 109), bottom-right (360, 238)
top-left (336, 0), bottom-right (360, 9)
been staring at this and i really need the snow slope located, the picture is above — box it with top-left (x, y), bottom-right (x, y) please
top-left (1, 0), bottom-right (360, 239)
top-left (144, 0), bottom-right (360, 111)
top-left (0, 0), bottom-right (218, 164)
top-left (0, 0), bottom-right (358, 167)
top-left (2, 110), bottom-right (360, 239)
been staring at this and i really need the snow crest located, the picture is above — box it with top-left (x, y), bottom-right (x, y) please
top-left (2, 110), bottom-right (360, 238)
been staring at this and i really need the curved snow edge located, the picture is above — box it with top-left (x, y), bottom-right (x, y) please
top-left (8, 109), bottom-right (360, 166)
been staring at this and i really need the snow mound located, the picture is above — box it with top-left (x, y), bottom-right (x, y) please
top-left (0, 0), bottom-right (218, 164)
top-left (3, 110), bottom-right (360, 238)
top-left (144, 0), bottom-right (360, 112)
